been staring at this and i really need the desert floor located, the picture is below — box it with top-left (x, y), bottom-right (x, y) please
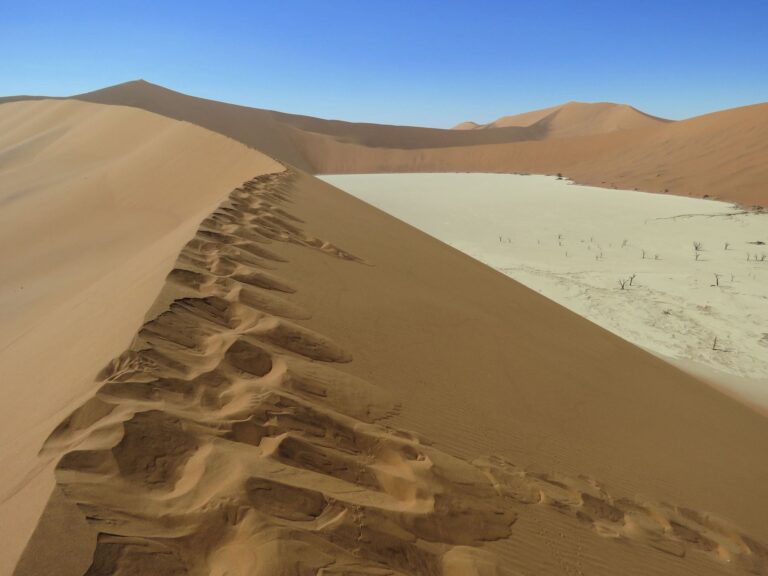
top-left (322, 173), bottom-right (768, 412)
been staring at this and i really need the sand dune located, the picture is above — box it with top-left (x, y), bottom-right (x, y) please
top-left (0, 99), bottom-right (282, 574)
top-left (17, 173), bottom-right (518, 575)
top-left (453, 101), bottom-right (669, 138)
top-left (53, 81), bottom-right (767, 207)
top-left (6, 81), bottom-right (766, 206)
top-left (11, 168), bottom-right (768, 575)
top-left (2, 88), bottom-right (768, 575)
top-left (70, 81), bottom-right (545, 165)
top-left (299, 103), bottom-right (768, 206)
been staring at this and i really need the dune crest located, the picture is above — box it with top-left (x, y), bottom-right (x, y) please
top-left (18, 172), bottom-right (518, 575)
top-left (453, 101), bottom-right (669, 138)
top-left (16, 171), bottom-right (768, 575)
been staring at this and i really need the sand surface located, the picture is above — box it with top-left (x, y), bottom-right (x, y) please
top-left (0, 99), bottom-right (282, 573)
top-left (9, 166), bottom-right (768, 575)
top-left (2, 93), bottom-right (768, 575)
top-left (322, 173), bottom-right (768, 412)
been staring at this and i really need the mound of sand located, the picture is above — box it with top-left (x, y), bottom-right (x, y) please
top-left (11, 167), bottom-right (768, 575)
top-left (2, 90), bottom-right (768, 576)
top-left (69, 80), bottom-right (543, 164)
top-left (45, 80), bottom-right (766, 207)
top-left (0, 99), bottom-right (282, 573)
top-left (452, 120), bottom-right (482, 130)
top-left (453, 101), bottom-right (669, 138)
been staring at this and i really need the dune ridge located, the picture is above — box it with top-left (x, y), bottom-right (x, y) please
top-left (2, 90), bottom-right (768, 575)
top-left (4, 81), bottom-right (765, 205)
top-left (14, 170), bottom-right (768, 575)
top-left (16, 172), bottom-right (518, 575)
top-left (70, 81), bottom-right (546, 164)
top-left (453, 101), bottom-right (669, 138)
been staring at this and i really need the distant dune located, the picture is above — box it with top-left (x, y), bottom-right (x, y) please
top-left (301, 102), bottom-right (768, 206)
top-left (453, 101), bottom-right (669, 138)
top-left (37, 80), bottom-right (764, 206)
top-left (69, 81), bottom-right (545, 164)
top-left (452, 120), bottom-right (482, 130)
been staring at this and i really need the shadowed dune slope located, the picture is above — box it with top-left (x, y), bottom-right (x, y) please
top-left (0, 98), bottom-right (283, 574)
top-left (5, 81), bottom-right (767, 205)
top-left (453, 101), bottom-right (669, 138)
top-left (14, 169), bottom-right (768, 575)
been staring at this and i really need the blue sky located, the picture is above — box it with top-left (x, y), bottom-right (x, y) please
top-left (1, 0), bottom-right (766, 126)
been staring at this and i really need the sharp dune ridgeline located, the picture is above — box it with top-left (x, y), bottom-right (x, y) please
top-left (1, 90), bottom-right (768, 575)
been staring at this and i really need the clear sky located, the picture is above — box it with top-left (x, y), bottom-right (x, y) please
top-left (2, 0), bottom-right (766, 127)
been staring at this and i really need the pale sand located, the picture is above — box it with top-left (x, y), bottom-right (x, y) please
top-left (0, 99), bottom-right (282, 573)
top-left (321, 173), bottom-right (768, 411)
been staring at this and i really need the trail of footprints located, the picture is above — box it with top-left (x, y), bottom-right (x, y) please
top-left (41, 170), bottom-right (767, 575)
top-left (43, 171), bottom-right (514, 576)
top-left (477, 456), bottom-right (768, 574)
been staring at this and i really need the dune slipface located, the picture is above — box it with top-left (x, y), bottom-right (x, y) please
top-left (15, 170), bottom-right (768, 576)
